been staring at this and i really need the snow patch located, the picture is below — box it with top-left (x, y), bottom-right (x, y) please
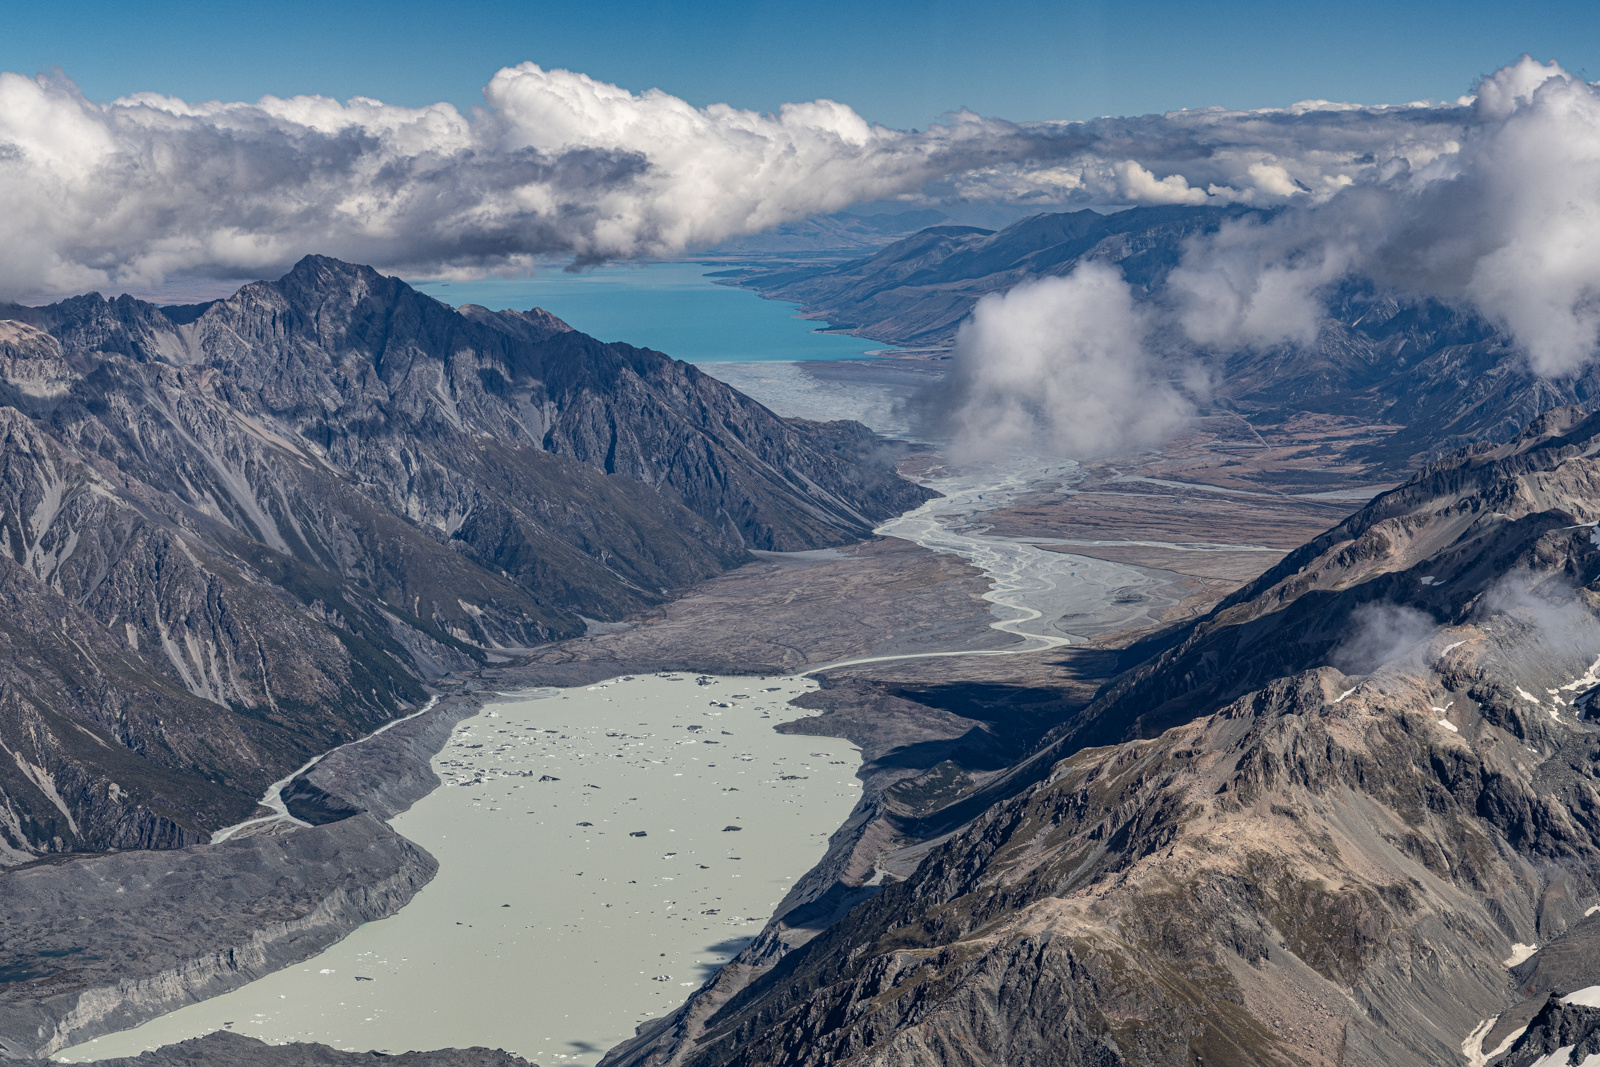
top-left (1463, 1016), bottom-right (1498, 1067)
top-left (1559, 654), bottom-right (1600, 692)
top-left (1503, 942), bottom-right (1538, 967)
top-left (1485, 1026), bottom-right (1529, 1065)
top-left (1564, 986), bottom-right (1600, 1008)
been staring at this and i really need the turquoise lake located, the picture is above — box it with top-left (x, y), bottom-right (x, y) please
top-left (411, 262), bottom-right (880, 363)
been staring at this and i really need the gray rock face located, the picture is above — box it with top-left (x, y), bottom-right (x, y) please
top-left (604, 408), bottom-right (1600, 1067)
top-left (83, 1029), bottom-right (535, 1066)
top-left (0, 816), bottom-right (436, 1058)
top-left (0, 256), bottom-right (930, 865)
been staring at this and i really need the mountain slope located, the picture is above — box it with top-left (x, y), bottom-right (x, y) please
top-left (731, 206), bottom-right (1248, 348)
top-left (733, 207), bottom-right (1600, 468)
top-left (607, 408), bottom-right (1600, 1067)
top-left (0, 257), bottom-right (931, 864)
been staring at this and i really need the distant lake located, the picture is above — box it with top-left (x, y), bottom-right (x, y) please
top-left (411, 263), bottom-right (880, 363)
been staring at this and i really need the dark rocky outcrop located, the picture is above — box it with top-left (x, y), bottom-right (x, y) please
top-left (90, 1029), bottom-right (534, 1065)
top-left (1491, 997), bottom-right (1600, 1066)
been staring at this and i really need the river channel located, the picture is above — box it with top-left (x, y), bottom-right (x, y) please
top-left (59, 448), bottom-right (1197, 1065)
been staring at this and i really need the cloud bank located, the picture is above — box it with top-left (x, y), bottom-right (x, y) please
top-left (0, 62), bottom-right (1471, 302)
top-left (1167, 57), bottom-right (1600, 377)
top-left (9, 55), bottom-right (1600, 460)
top-left (925, 56), bottom-right (1600, 458)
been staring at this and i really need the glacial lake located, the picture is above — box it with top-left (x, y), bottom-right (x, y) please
top-left (412, 262), bottom-right (882, 363)
top-left (61, 674), bottom-right (861, 1065)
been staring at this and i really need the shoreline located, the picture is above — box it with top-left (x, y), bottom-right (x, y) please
top-left (62, 674), bottom-right (866, 1064)
top-left (22, 438), bottom-right (1280, 1065)
top-left (4, 694), bottom-right (490, 1060)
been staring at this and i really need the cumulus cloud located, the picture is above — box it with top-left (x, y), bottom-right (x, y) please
top-left (0, 66), bottom-right (983, 300)
top-left (0, 62), bottom-right (1473, 302)
top-left (1166, 56), bottom-right (1600, 376)
top-left (909, 263), bottom-right (1193, 460)
top-left (1113, 160), bottom-right (1209, 205)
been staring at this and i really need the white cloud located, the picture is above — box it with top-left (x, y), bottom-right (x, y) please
top-left (0, 67), bottom-right (992, 301)
top-left (0, 63), bottom-right (1476, 302)
top-left (1162, 56), bottom-right (1600, 376)
top-left (911, 263), bottom-right (1193, 460)
top-left (10, 53), bottom-right (1598, 390)
top-left (1113, 160), bottom-right (1210, 205)
top-left (1246, 161), bottom-right (1301, 198)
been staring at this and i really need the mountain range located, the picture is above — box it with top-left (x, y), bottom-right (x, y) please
top-left (608, 405), bottom-right (1600, 1067)
top-left (0, 256), bottom-right (930, 863)
top-left (730, 205), bottom-right (1600, 468)
top-left (7, 220), bottom-right (1600, 1067)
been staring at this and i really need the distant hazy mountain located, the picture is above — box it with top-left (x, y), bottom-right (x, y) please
top-left (729, 206), bottom-right (1248, 344)
top-left (610, 406), bottom-right (1600, 1067)
top-left (0, 256), bottom-right (930, 862)
top-left (701, 209), bottom-right (951, 255)
top-left (733, 206), bottom-right (1600, 469)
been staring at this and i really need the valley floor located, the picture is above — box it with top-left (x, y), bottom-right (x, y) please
top-left (9, 402), bottom-right (1411, 1065)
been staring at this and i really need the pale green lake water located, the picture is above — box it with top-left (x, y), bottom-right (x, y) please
top-left (61, 674), bottom-right (860, 1065)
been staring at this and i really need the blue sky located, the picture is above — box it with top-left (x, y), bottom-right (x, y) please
top-left (2, 0), bottom-right (1593, 127)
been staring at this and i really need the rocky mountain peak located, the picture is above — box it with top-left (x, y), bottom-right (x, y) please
top-left (0, 257), bottom-right (932, 867)
top-left (456, 304), bottom-right (574, 345)
top-left (0, 321), bottom-right (78, 404)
